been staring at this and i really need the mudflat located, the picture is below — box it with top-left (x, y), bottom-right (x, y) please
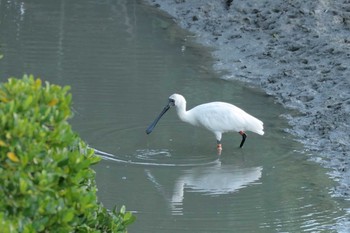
top-left (145, 0), bottom-right (350, 219)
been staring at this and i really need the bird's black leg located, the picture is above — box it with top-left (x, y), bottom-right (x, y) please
top-left (239, 131), bottom-right (247, 148)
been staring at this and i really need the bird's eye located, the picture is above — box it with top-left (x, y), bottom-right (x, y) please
top-left (169, 98), bottom-right (175, 106)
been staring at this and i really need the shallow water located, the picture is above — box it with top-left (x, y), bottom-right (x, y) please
top-left (0, 0), bottom-right (348, 232)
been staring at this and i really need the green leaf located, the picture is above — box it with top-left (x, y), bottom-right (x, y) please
top-left (120, 205), bottom-right (126, 214)
top-left (23, 95), bottom-right (33, 109)
top-left (57, 158), bottom-right (69, 167)
top-left (0, 76), bottom-right (133, 232)
top-left (62, 209), bottom-right (75, 223)
top-left (19, 178), bottom-right (28, 193)
top-left (123, 212), bottom-right (136, 225)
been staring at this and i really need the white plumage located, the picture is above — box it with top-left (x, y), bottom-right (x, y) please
top-left (146, 93), bottom-right (264, 152)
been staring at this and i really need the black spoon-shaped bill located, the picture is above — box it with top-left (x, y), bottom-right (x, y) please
top-left (146, 104), bottom-right (171, 134)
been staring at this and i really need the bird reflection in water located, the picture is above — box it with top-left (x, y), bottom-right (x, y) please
top-left (146, 162), bottom-right (262, 215)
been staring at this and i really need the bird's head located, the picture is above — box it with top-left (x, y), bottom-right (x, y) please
top-left (145, 93), bottom-right (186, 134)
top-left (168, 93), bottom-right (186, 108)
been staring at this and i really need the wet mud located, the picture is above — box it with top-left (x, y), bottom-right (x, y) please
top-left (145, 0), bottom-right (350, 228)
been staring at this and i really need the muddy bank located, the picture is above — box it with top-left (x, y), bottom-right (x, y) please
top-left (144, 0), bottom-right (350, 226)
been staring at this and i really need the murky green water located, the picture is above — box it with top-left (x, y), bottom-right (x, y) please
top-left (0, 0), bottom-right (348, 232)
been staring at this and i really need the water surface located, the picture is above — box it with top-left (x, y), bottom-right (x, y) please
top-left (0, 0), bottom-right (348, 232)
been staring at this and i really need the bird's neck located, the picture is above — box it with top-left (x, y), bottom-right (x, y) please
top-left (175, 102), bottom-right (190, 123)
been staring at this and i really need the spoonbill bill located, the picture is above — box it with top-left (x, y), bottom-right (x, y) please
top-left (146, 94), bottom-right (264, 152)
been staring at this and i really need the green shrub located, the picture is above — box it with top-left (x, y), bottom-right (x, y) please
top-left (0, 75), bottom-right (134, 232)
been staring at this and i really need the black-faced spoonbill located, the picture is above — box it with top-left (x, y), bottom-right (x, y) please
top-left (146, 94), bottom-right (264, 153)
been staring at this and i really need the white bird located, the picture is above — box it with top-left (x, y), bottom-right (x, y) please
top-left (146, 93), bottom-right (264, 152)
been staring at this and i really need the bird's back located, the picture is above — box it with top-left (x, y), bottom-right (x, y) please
top-left (187, 102), bottom-right (264, 135)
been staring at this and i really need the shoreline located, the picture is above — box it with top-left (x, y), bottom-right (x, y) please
top-left (144, 0), bottom-right (350, 228)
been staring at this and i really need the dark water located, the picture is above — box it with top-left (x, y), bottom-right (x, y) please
top-left (0, 0), bottom-right (348, 232)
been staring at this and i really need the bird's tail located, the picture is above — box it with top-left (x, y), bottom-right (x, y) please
top-left (247, 115), bottom-right (264, 135)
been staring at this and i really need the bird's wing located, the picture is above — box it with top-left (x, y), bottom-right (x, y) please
top-left (189, 102), bottom-right (246, 133)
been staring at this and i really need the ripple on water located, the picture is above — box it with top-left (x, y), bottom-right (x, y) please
top-left (135, 149), bottom-right (172, 161)
top-left (94, 147), bottom-right (220, 167)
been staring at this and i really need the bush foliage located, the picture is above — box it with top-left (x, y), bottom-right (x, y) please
top-left (0, 75), bottom-right (134, 232)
